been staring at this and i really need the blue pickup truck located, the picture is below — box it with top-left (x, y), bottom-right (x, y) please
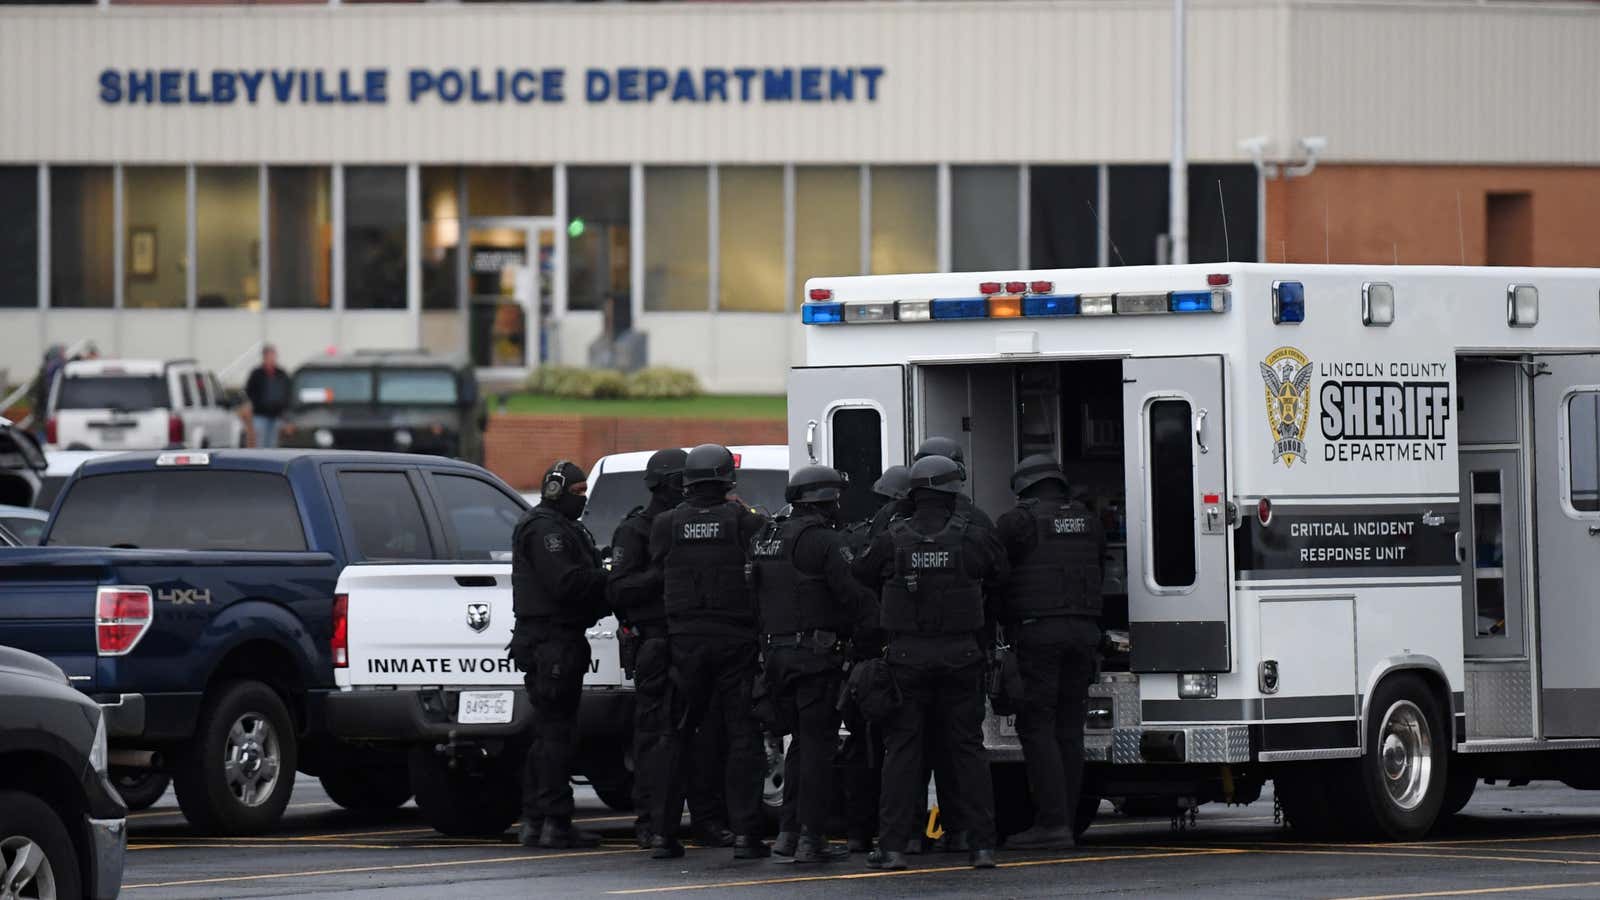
top-left (0, 448), bottom-right (530, 835)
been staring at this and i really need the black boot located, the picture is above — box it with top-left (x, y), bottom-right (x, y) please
top-left (650, 835), bottom-right (685, 859)
top-left (771, 831), bottom-right (799, 858)
top-left (733, 836), bottom-right (771, 859)
top-left (539, 819), bottom-right (601, 849)
top-left (865, 849), bottom-right (908, 870)
top-left (969, 848), bottom-right (997, 869)
top-left (794, 830), bottom-right (850, 863)
top-left (517, 818), bottom-right (543, 848)
top-left (633, 823), bottom-right (654, 850)
top-left (690, 820), bottom-right (735, 848)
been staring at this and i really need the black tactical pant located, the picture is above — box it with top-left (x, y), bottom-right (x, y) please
top-left (512, 622), bottom-right (590, 823)
top-left (879, 639), bottom-right (996, 853)
top-left (1015, 618), bottom-right (1100, 829)
top-left (765, 644), bottom-right (845, 834)
top-left (632, 630), bottom-right (728, 833)
top-left (839, 707), bottom-right (882, 845)
top-left (651, 633), bottom-right (767, 840)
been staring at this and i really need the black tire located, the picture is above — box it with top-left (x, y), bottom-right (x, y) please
top-left (113, 768), bottom-right (172, 812)
top-left (173, 679), bottom-right (298, 835)
top-left (408, 747), bottom-right (518, 838)
top-left (319, 767), bottom-right (413, 813)
top-left (589, 769), bottom-right (635, 813)
top-left (1441, 767), bottom-right (1477, 818)
top-left (0, 789), bottom-right (85, 900)
top-left (1341, 674), bottom-right (1449, 840)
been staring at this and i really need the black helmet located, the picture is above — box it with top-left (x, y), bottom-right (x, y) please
top-left (785, 465), bottom-right (846, 504)
top-left (643, 448), bottom-right (689, 490)
top-left (915, 436), bottom-right (965, 464)
top-left (1011, 454), bottom-right (1069, 495)
top-left (872, 465), bottom-right (911, 501)
top-left (907, 455), bottom-right (964, 495)
top-left (683, 443), bottom-right (736, 487)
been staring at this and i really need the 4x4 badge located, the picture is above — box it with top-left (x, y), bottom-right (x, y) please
top-left (466, 602), bottom-right (492, 633)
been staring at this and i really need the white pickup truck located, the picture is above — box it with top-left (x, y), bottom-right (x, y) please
top-left (330, 445), bottom-right (790, 837)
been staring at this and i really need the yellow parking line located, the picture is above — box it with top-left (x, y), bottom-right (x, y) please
top-left (130, 842), bottom-right (411, 852)
top-left (606, 848), bottom-right (1241, 894)
top-left (1327, 879), bottom-right (1600, 900)
top-left (128, 800), bottom-right (339, 821)
top-left (122, 847), bottom-right (641, 890)
top-left (1118, 843), bottom-right (1600, 868)
top-left (1087, 814), bottom-right (1279, 830)
top-left (1399, 832), bottom-right (1600, 848)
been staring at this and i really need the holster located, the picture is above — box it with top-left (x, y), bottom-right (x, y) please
top-left (618, 625), bottom-right (641, 680)
top-left (986, 643), bottom-right (1026, 717)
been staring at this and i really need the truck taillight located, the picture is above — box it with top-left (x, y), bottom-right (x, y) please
top-left (96, 586), bottom-right (153, 656)
top-left (332, 593), bottom-right (349, 668)
top-left (45, 416), bottom-right (57, 445)
top-left (168, 415), bottom-right (185, 446)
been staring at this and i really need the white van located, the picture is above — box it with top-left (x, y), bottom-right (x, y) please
top-left (47, 359), bottom-right (244, 451)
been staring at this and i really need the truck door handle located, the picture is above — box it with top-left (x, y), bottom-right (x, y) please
top-left (1454, 531), bottom-right (1466, 563)
top-left (455, 576), bottom-right (498, 587)
top-left (1194, 409), bottom-right (1209, 455)
top-left (1589, 525), bottom-right (1600, 537)
top-left (805, 419), bottom-right (819, 463)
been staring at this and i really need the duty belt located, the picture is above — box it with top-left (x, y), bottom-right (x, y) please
top-left (763, 630), bottom-right (848, 654)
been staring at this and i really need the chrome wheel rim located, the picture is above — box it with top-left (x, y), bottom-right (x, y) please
top-left (0, 835), bottom-right (58, 900)
top-left (224, 712), bottom-right (282, 808)
top-left (1378, 699), bottom-right (1433, 811)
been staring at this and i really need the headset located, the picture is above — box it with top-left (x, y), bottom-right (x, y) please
top-left (542, 460), bottom-right (574, 502)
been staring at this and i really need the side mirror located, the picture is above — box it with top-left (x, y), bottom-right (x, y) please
top-left (0, 424), bottom-right (47, 471)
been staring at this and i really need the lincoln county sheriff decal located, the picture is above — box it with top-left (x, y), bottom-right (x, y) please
top-left (1260, 346), bottom-right (1314, 467)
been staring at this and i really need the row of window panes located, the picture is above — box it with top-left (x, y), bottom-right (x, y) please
top-left (0, 163), bottom-right (1258, 312)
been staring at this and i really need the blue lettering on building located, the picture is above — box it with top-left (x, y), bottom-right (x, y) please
top-left (97, 66), bottom-right (885, 106)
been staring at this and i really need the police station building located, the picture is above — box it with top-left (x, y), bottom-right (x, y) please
top-left (1, 0), bottom-right (1597, 392)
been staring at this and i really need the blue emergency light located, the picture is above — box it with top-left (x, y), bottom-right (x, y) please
top-left (1022, 294), bottom-right (1081, 317)
top-left (930, 298), bottom-right (989, 320)
top-left (1272, 281), bottom-right (1305, 324)
top-left (801, 302), bottom-right (845, 324)
top-left (1170, 290), bottom-right (1219, 313)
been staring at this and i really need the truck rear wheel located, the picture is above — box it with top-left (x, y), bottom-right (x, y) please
top-left (319, 767), bottom-right (412, 813)
top-left (408, 747), bottom-right (518, 838)
top-left (112, 769), bottom-right (172, 812)
top-left (1342, 674), bottom-right (1448, 840)
top-left (173, 679), bottom-right (298, 835)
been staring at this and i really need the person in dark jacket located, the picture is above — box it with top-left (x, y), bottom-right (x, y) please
top-left (646, 444), bottom-right (771, 861)
top-left (510, 460), bottom-right (609, 849)
top-left (852, 455), bottom-right (1008, 871)
top-left (756, 466), bottom-right (877, 863)
top-left (994, 455), bottom-right (1105, 849)
top-left (244, 345), bottom-right (293, 448)
top-left (609, 448), bottom-right (734, 851)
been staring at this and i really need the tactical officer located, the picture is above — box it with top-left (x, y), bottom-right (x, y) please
top-left (510, 460), bottom-right (609, 849)
top-left (889, 437), bottom-right (995, 530)
top-left (995, 455), bottom-right (1105, 850)
top-left (852, 455), bottom-right (1007, 870)
top-left (609, 448), bottom-right (734, 851)
top-left (754, 466), bottom-right (876, 863)
top-left (646, 444), bottom-right (772, 860)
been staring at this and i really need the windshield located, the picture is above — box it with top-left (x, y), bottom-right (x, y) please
top-left (48, 470), bottom-right (308, 551)
top-left (580, 466), bottom-right (788, 547)
top-left (293, 369), bottom-right (374, 405)
top-left (378, 369), bottom-right (459, 405)
top-left (56, 376), bottom-right (168, 412)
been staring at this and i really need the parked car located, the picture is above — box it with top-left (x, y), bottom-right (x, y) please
top-left (0, 645), bottom-right (127, 900)
top-left (328, 445), bottom-right (789, 836)
top-left (0, 418), bottom-right (46, 508)
top-left (46, 359), bottom-right (244, 451)
top-left (277, 351), bottom-right (486, 464)
top-left (0, 503), bottom-right (48, 544)
top-left (0, 448), bottom-right (524, 834)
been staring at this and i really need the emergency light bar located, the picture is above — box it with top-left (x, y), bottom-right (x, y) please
top-left (801, 286), bottom-right (1229, 325)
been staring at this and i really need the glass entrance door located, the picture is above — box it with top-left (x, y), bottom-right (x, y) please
top-left (464, 218), bottom-right (557, 377)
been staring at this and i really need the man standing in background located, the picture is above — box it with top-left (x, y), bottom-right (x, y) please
top-left (245, 344), bottom-right (291, 448)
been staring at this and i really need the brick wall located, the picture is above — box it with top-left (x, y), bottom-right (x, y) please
top-left (485, 414), bottom-right (787, 490)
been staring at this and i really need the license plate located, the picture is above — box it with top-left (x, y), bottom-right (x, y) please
top-left (457, 690), bottom-right (514, 724)
top-left (100, 429), bottom-right (124, 442)
top-left (998, 715), bottom-right (1018, 737)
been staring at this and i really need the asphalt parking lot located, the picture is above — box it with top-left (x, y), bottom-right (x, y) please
top-left (121, 777), bottom-right (1600, 899)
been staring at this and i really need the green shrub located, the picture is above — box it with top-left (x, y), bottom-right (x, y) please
top-left (525, 365), bottom-right (628, 399)
top-left (625, 367), bottom-right (702, 399)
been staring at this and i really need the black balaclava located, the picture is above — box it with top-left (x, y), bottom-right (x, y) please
top-left (652, 472), bottom-right (685, 509)
top-left (1020, 479), bottom-right (1068, 502)
top-left (542, 460), bottom-right (589, 521)
top-left (794, 499), bottom-right (841, 524)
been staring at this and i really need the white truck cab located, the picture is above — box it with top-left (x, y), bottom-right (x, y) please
top-left (792, 263), bottom-right (1600, 839)
top-left (47, 358), bottom-right (243, 452)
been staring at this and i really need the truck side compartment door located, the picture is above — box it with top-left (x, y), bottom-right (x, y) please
top-left (1532, 354), bottom-right (1600, 737)
top-left (787, 365), bottom-right (907, 523)
top-left (1123, 355), bottom-right (1230, 673)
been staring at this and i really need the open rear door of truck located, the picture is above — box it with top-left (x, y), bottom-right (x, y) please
top-left (787, 365), bottom-right (908, 523)
top-left (1123, 355), bottom-right (1231, 673)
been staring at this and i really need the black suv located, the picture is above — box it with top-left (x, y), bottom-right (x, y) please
top-left (276, 351), bottom-right (486, 464)
top-left (0, 646), bottom-right (126, 899)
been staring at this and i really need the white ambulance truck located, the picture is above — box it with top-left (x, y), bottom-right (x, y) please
top-left (791, 263), bottom-right (1600, 840)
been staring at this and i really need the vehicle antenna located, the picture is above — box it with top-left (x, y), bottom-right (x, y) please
top-left (1217, 179), bottom-right (1230, 262)
top-left (1324, 195), bottom-right (1331, 264)
top-left (1456, 190), bottom-right (1466, 265)
top-left (1280, 239), bottom-right (1288, 263)
top-left (1393, 242), bottom-right (1399, 266)
top-left (1085, 200), bottom-right (1126, 267)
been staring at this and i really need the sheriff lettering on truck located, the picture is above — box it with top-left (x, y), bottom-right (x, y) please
top-left (791, 263), bottom-right (1600, 840)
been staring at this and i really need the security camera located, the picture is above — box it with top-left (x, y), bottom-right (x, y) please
top-left (1299, 136), bottom-right (1328, 155)
top-left (1238, 136), bottom-right (1268, 156)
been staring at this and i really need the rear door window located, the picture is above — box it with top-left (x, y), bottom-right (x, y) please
top-left (1570, 390), bottom-right (1599, 514)
top-left (830, 406), bottom-right (883, 523)
top-left (1147, 398), bottom-right (1197, 588)
top-left (47, 470), bottom-right (307, 550)
top-left (336, 470), bottom-right (434, 561)
top-left (295, 369), bottom-right (374, 405)
top-left (379, 369), bottom-right (459, 405)
top-left (56, 376), bottom-right (169, 411)
top-left (428, 472), bottom-right (526, 560)
top-left (178, 372), bottom-right (194, 407)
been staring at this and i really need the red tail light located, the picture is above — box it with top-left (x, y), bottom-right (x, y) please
top-left (1029, 281), bottom-right (1054, 294)
top-left (1207, 273), bottom-right (1232, 286)
top-left (167, 415), bottom-right (185, 446)
top-left (808, 288), bottom-right (832, 301)
top-left (96, 586), bottom-right (153, 656)
top-left (332, 593), bottom-right (349, 668)
top-left (978, 282), bottom-right (1002, 295)
top-left (45, 416), bottom-right (57, 445)
top-left (1004, 281), bottom-right (1027, 294)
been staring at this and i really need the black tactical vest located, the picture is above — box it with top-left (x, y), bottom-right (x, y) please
top-left (612, 506), bottom-right (665, 626)
top-left (1003, 498), bottom-right (1102, 620)
top-left (663, 502), bottom-right (755, 628)
top-left (511, 510), bottom-right (600, 620)
top-left (752, 517), bottom-right (844, 636)
top-left (880, 512), bottom-right (984, 635)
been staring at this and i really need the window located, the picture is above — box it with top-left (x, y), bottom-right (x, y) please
top-left (869, 166), bottom-right (936, 275)
top-left (1570, 391), bottom-right (1600, 513)
top-left (48, 471), bottom-right (306, 551)
top-left (196, 167), bottom-right (260, 309)
top-left (1188, 165), bottom-right (1259, 264)
top-left (0, 514), bottom-right (46, 546)
top-left (0, 167), bottom-right (39, 308)
top-left (292, 368), bottom-right (373, 405)
top-left (268, 167), bottom-right (332, 309)
top-left (1109, 165), bottom-right (1168, 266)
top-left (1030, 166), bottom-right (1099, 269)
top-left (794, 166), bottom-right (860, 304)
top-left (193, 372), bottom-right (210, 407)
top-left (56, 376), bottom-right (168, 411)
top-left (567, 166), bottom-right (630, 314)
top-left (831, 407), bottom-right (883, 523)
top-left (178, 372), bottom-right (194, 407)
top-left (719, 167), bottom-right (785, 312)
top-left (344, 166), bottom-right (407, 310)
top-left (431, 473), bottom-right (524, 560)
top-left (337, 470), bottom-right (433, 560)
top-left (1470, 469), bottom-right (1507, 636)
top-left (123, 167), bottom-right (187, 309)
top-left (1147, 399), bottom-right (1196, 588)
top-left (644, 167), bottom-right (709, 311)
top-left (421, 167), bottom-right (461, 312)
top-left (464, 167), bottom-right (552, 217)
top-left (378, 369), bottom-right (459, 405)
top-left (952, 166), bottom-right (1019, 272)
top-left (50, 167), bottom-right (114, 308)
